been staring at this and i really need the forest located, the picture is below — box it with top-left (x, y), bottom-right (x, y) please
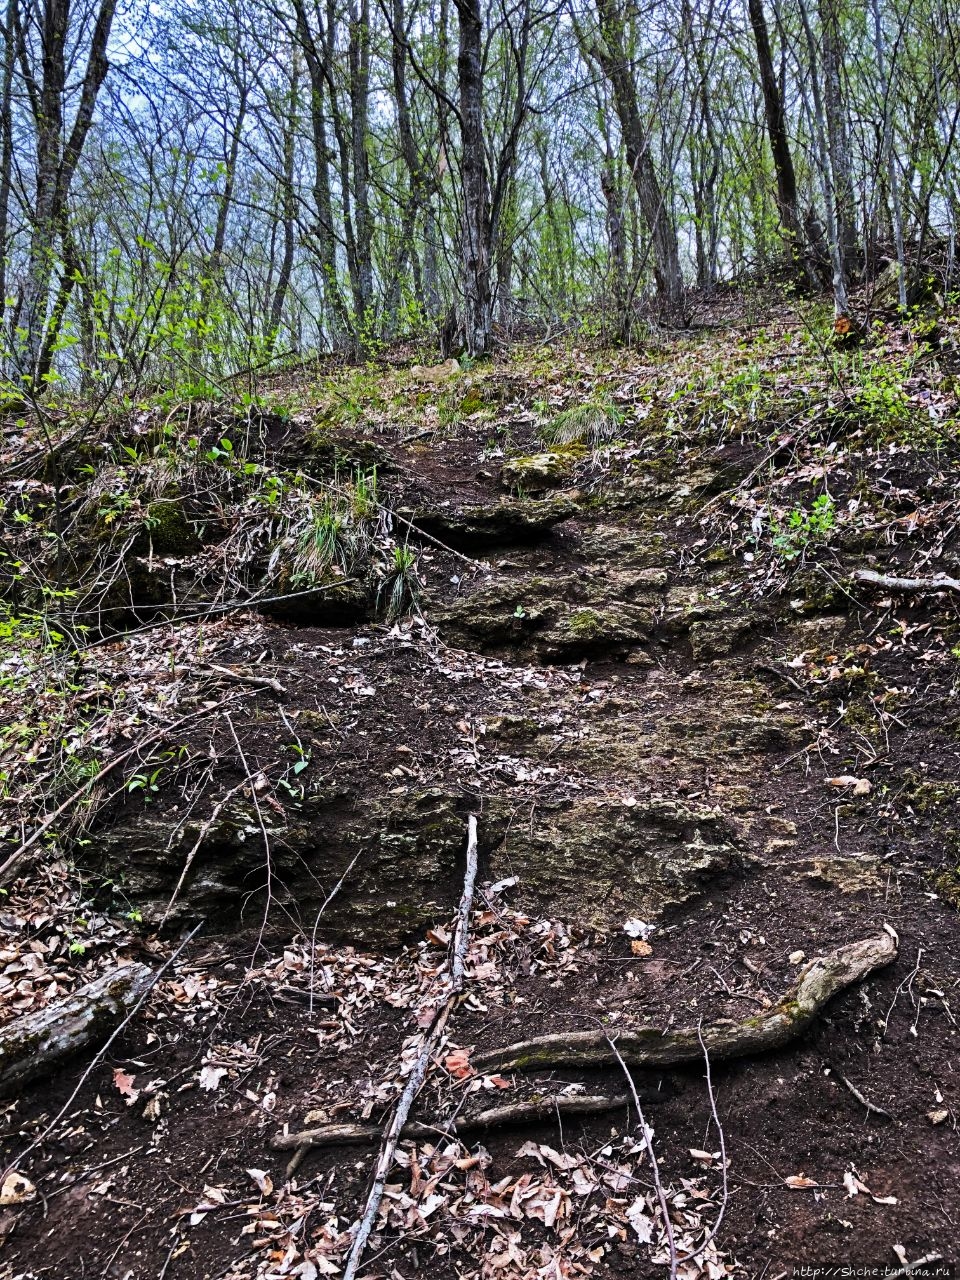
top-left (1, 1), bottom-right (960, 1278)
top-left (1, 0), bottom-right (959, 382)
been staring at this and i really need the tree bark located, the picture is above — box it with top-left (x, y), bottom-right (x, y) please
top-left (593, 0), bottom-right (684, 314)
top-left (456, 0), bottom-right (492, 357)
top-left (0, 963), bottom-right (153, 1095)
top-left (15, 0), bottom-right (118, 384)
top-left (473, 933), bottom-right (897, 1073)
top-left (746, 0), bottom-right (816, 286)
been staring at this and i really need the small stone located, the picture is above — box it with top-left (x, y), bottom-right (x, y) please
top-left (788, 950), bottom-right (806, 965)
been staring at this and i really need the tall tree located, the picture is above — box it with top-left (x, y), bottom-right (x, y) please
top-left (591, 0), bottom-right (684, 312)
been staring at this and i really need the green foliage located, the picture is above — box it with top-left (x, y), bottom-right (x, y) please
top-left (541, 396), bottom-right (623, 447)
top-left (377, 544), bottom-right (419, 620)
top-left (849, 354), bottom-right (911, 427)
top-left (290, 469), bottom-right (380, 586)
top-left (771, 495), bottom-right (836, 560)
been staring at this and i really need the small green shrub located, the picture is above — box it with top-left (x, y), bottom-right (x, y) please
top-left (771, 494), bottom-right (836, 560)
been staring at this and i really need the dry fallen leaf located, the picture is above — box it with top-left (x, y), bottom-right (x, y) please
top-left (825, 775), bottom-right (872, 796)
top-left (927, 1109), bottom-right (949, 1125)
top-left (630, 939), bottom-right (653, 957)
top-left (0, 1172), bottom-right (35, 1206)
top-left (112, 1067), bottom-right (140, 1104)
top-left (246, 1168), bottom-right (273, 1196)
top-left (198, 1064), bottom-right (228, 1091)
top-left (444, 1048), bottom-right (474, 1079)
top-left (784, 1175), bottom-right (819, 1190)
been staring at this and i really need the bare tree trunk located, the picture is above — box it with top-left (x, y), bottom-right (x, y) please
top-left (746, 0), bottom-right (817, 286)
top-left (0, 0), bottom-right (16, 359)
top-left (348, 0), bottom-right (374, 326)
top-left (15, 0), bottom-right (118, 385)
top-left (796, 0), bottom-right (849, 315)
top-left (456, 0), bottom-right (492, 357)
top-left (592, 0), bottom-right (684, 314)
top-left (820, 0), bottom-right (857, 276)
top-left (870, 0), bottom-right (906, 307)
top-left (294, 0), bottom-right (350, 346)
top-left (268, 56), bottom-right (300, 352)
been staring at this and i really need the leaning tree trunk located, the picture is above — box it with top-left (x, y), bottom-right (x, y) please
top-left (456, 0), bottom-right (493, 357)
top-left (747, 0), bottom-right (818, 287)
top-left (593, 0), bottom-right (684, 315)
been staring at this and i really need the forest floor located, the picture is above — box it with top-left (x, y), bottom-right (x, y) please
top-left (1, 291), bottom-right (960, 1279)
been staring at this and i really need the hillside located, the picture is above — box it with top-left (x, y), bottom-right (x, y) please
top-left (1, 294), bottom-right (959, 1277)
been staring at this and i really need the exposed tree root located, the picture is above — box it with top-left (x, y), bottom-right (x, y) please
top-left (272, 1093), bottom-right (630, 1151)
top-left (472, 933), bottom-right (897, 1074)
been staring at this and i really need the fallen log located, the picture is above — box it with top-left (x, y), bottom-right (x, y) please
top-left (0, 963), bottom-right (153, 1095)
top-left (472, 933), bottom-right (897, 1075)
top-left (272, 1092), bottom-right (630, 1151)
top-left (852, 569), bottom-right (960, 596)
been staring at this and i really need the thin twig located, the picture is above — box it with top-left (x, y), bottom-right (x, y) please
top-left (602, 1028), bottom-right (679, 1280)
top-left (673, 1022), bottom-right (730, 1266)
top-left (834, 1070), bottom-right (894, 1120)
top-left (309, 848), bottom-right (364, 1014)
top-left (161, 779), bottom-right (249, 926)
top-left (340, 816), bottom-right (479, 1280)
top-left (0, 703), bottom-right (240, 883)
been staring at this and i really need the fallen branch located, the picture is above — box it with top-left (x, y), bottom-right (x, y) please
top-left (273, 1092), bottom-right (629, 1151)
top-left (852, 569), bottom-right (960, 596)
top-left (473, 933), bottom-right (897, 1074)
top-left (603, 1028), bottom-right (678, 1279)
top-left (0, 702), bottom-right (241, 884)
top-left (340, 815), bottom-right (479, 1280)
top-left (0, 963), bottom-right (153, 1096)
top-left (192, 664), bottom-right (286, 696)
top-left (3, 923), bottom-right (202, 1187)
top-left (834, 1070), bottom-right (894, 1120)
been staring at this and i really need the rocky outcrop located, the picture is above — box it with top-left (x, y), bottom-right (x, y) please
top-left (500, 450), bottom-right (580, 491)
top-left (89, 789), bottom-right (741, 945)
top-left (402, 496), bottom-right (577, 551)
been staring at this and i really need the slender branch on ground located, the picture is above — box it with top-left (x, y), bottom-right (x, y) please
top-left (2, 922), bottom-right (203, 1186)
top-left (601, 1026), bottom-right (678, 1280)
top-left (833, 1069), bottom-right (894, 1119)
top-left (339, 814), bottom-right (479, 1280)
top-left (272, 1093), bottom-right (631, 1150)
top-left (309, 848), bottom-right (364, 1014)
top-left (852, 568), bottom-right (960, 596)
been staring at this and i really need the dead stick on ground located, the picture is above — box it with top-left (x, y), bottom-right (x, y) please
top-left (274, 1093), bottom-right (629, 1151)
top-left (3, 922), bottom-right (203, 1186)
top-left (834, 1070), bottom-right (893, 1120)
top-left (674, 1022), bottom-right (729, 1266)
top-left (603, 1027), bottom-right (678, 1280)
top-left (340, 815), bottom-right (479, 1280)
top-left (309, 848), bottom-right (363, 1014)
top-left (852, 568), bottom-right (960, 596)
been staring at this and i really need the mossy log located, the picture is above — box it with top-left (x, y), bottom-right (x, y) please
top-left (0, 963), bottom-right (153, 1095)
top-left (472, 933), bottom-right (897, 1074)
